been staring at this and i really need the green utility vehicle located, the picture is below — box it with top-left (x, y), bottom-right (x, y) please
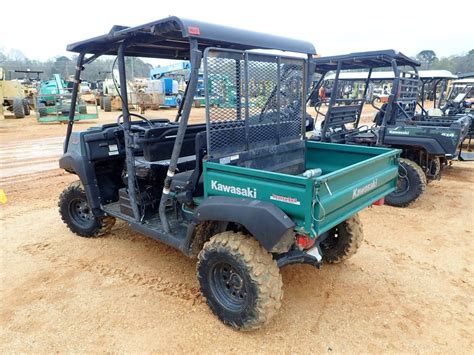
top-left (309, 50), bottom-right (469, 207)
top-left (36, 74), bottom-right (98, 122)
top-left (58, 17), bottom-right (400, 330)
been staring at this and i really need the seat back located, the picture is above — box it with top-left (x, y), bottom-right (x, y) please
top-left (189, 131), bottom-right (207, 194)
top-left (325, 104), bottom-right (361, 128)
top-left (137, 123), bottom-right (207, 162)
top-left (321, 100), bottom-right (363, 142)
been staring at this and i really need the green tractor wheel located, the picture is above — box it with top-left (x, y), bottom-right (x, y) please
top-left (78, 104), bottom-right (87, 114)
top-left (61, 105), bottom-right (70, 116)
top-left (37, 103), bottom-right (48, 117)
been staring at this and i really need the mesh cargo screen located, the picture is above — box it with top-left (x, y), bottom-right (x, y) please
top-left (204, 49), bottom-right (306, 157)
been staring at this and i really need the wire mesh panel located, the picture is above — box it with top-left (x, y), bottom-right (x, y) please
top-left (396, 71), bottom-right (419, 118)
top-left (204, 49), bottom-right (306, 158)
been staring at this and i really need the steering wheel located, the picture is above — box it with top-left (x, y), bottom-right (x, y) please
top-left (313, 100), bottom-right (327, 118)
top-left (370, 97), bottom-right (385, 113)
top-left (116, 113), bottom-right (154, 129)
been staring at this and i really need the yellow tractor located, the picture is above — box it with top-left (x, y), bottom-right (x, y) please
top-left (0, 68), bottom-right (30, 118)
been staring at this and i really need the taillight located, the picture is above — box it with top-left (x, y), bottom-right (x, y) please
top-left (295, 233), bottom-right (316, 250)
top-left (373, 197), bottom-right (385, 206)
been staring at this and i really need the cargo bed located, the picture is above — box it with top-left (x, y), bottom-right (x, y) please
top-left (203, 141), bottom-right (400, 238)
top-left (413, 113), bottom-right (471, 139)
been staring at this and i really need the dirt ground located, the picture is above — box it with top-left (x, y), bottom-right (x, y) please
top-left (0, 106), bottom-right (473, 353)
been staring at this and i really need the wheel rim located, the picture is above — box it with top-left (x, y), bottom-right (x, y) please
top-left (391, 165), bottom-right (410, 197)
top-left (68, 198), bottom-right (95, 228)
top-left (209, 261), bottom-right (248, 312)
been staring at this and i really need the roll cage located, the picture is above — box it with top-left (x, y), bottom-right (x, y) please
top-left (309, 50), bottom-right (420, 143)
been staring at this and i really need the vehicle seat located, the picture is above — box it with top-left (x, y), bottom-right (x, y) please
top-left (427, 108), bottom-right (443, 117)
top-left (171, 131), bottom-right (207, 198)
top-left (346, 130), bottom-right (378, 145)
top-left (136, 123), bottom-right (206, 162)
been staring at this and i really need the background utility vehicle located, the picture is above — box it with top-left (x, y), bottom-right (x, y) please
top-left (309, 50), bottom-right (469, 207)
top-left (58, 17), bottom-right (400, 330)
top-left (36, 74), bottom-right (98, 123)
top-left (416, 72), bottom-right (473, 160)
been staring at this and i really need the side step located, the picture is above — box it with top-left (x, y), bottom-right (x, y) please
top-left (458, 150), bottom-right (474, 161)
top-left (102, 202), bottom-right (194, 255)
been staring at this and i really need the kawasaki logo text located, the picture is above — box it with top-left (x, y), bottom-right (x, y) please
top-left (352, 179), bottom-right (378, 199)
top-left (210, 180), bottom-right (257, 199)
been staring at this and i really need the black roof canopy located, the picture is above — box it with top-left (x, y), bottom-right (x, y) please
top-left (67, 16), bottom-right (316, 60)
top-left (458, 72), bottom-right (474, 79)
top-left (312, 50), bottom-right (420, 73)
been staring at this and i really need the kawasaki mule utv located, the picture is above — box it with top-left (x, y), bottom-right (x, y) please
top-left (59, 17), bottom-right (400, 330)
top-left (309, 50), bottom-right (469, 207)
top-left (415, 72), bottom-right (473, 160)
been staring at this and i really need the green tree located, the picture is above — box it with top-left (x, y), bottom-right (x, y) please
top-left (431, 51), bottom-right (474, 74)
top-left (51, 56), bottom-right (72, 78)
top-left (416, 50), bottom-right (438, 69)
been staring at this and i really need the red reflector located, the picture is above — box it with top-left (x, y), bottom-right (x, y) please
top-left (373, 197), bottom-right (385, 206)
top-left (295, 234), bottom-right (315, 249)
top-left (188, 26), bottom-right (201, 36)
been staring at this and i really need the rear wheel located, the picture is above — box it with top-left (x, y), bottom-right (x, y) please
top-left (78, 104), bottom-right (87, 114)
top-left (320, 213), bottom-right (363, 264)
top-left (12, 97), bottom-right (25, 118)
top-left (428, 157), bottom-right (441, 178)
top-left (22, 98), bottom-right (30, 116)
top-left (197, 231), bottom-right (283, 331)
top-left (385, 158), bottom-right (426, 207)
top-left (58, 181), bottom-right (115, 237)
top-left (38, 103), bottom-right (47, 117)
top-left (103, 97), bottom-right (112, 112)
top-left (61, 104), bottom-right (70, 116)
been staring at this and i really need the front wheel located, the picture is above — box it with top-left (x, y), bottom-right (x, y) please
top-left (197, 232), bottom-right (283, 331)
top-left (385, 158), bottom-right (426, 207)
top-left (58, 181), bottom-right (115, 237)
top-left (320, 213), bottom-right (363, 264)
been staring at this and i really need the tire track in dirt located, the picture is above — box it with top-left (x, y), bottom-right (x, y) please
top-left (363, 239), bottom-right (473, 293)
top-left (0, 136), bottom-right (63, 181)
top-left (18, 242), bottom-right (204, 305)
top-left (0, 169), bottom-right (66, 186)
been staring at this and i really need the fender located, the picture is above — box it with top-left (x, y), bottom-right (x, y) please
top-left (194, 196), bottom-right (295, 253)
top-left (383, 136), bottom-right (451, 156)
top-left (59, 152), bottom-right (103, 214)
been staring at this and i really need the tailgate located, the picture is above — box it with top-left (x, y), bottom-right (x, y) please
top-left (309, 142), bottom-right (400, 236)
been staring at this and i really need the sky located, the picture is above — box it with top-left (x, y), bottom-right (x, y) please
top-left (0, 0), bottom-right (472, 64)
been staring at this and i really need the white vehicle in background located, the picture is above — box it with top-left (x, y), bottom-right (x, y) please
top-left (79, 81), bottom-right (92, 93)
